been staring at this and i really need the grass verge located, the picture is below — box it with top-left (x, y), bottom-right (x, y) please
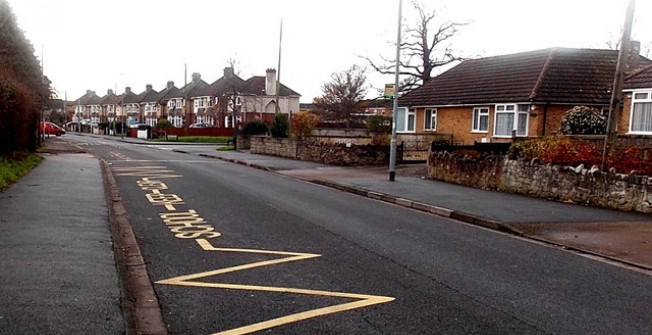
top-left (150, 136), bottom-right (232, 143)
top-left (216, 145), bottom-right (235, 151)
top-left (0, 153), bottom-right (43, 190)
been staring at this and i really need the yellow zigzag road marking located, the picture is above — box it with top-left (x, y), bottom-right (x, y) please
top-left (156, 239), bottom-right (395, 335)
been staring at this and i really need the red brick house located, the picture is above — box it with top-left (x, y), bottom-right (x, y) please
top-left (398, 47), bottom-right (652, 144)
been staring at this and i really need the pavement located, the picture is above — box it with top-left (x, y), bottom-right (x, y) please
top-left (1, 134), bottom-right (650, 334)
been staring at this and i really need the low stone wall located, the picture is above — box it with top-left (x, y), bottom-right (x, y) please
top-left (250, 137), bottom-right (390, 166)
top-left (250, 137), bottom-right (299, 159)
top-left (299, 142), bottom-right (390, 166)
top-left (236, 135), bottom-right (251, 150)
top-left (428, 151), bottom-right (652, 213)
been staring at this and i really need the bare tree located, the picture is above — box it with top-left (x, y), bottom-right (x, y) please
top-left (363, 1), bottom-right (467, 93)
top-left (605, 31), bottom-right (651, 58)
top-left (313, 65), bottom-right (367, 128)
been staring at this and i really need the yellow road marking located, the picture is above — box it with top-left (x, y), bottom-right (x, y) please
top-left (156, 239), bottom-right (395, 335)
top-left (112, 166), bottom-right (182, 178)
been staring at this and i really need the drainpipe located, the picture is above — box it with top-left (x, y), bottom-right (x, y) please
top-left (542, 103), bottom-right (549, 136)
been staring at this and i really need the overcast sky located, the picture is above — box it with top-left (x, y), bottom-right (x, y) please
top-left (8, 0), bottom-right (652, 102)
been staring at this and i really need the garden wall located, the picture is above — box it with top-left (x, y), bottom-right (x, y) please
top-left (250, 137), bottom-right (391, 166)
top-left (428, 151), bottom-right (652, 213)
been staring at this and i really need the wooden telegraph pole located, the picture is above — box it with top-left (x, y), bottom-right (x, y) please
top-left (602, 0), bottom-right (636, 170)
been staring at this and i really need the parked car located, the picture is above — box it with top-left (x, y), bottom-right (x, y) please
top-left (189, 123), bottom-right (211, 128)
top-left (40, 121), bottom-right (66, 136)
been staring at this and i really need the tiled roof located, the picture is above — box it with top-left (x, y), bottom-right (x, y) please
top-left (159, 86), bottom-right (183, 100)
top-left (122, 90), bottom-right (140, 104)
top-left (624, 64), bottom-right (652, 89)
top-left (185, 80), bottom-right (211, 98)
top-left (74, 91), bottom-right (102, 105)
top-left (136, 87), bottom-right (160, 103)
top-left (240, 76), bottom-right (301, 97)
top-left (400, 48), bottom-right (652, 107)
top-left (207, 75), bottom-right (247, 96)
top-left (99, 92), bottom-right (120, 105)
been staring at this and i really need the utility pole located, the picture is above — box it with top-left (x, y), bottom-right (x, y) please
top-left (601, 0), bottom-right (635, 170)
top-left (275, 19), bottom-right (283, 115)
top-left (389, 0), bottom-right (403, 182)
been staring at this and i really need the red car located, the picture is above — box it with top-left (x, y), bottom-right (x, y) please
top-left (40, 121), bottom-right (66, 136)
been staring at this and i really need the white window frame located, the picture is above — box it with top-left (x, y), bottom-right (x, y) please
top-left (493, 104), bottom-right (529, 138)
top-left (395, 107), bottom-right (416, 133)
top-left (144, 103), bottom-right (154, 113)
top-left (628, 90), bottom-right (652, 135)
top-left (424, 108), bottom-right (437, 131)
top-left (472, 107), bottom-right (490, 133)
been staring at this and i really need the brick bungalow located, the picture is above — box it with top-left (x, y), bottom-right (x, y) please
top-left (398, 47), bottom-right (652, 144)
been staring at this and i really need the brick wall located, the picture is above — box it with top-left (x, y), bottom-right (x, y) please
top-left (428, 151), bottom-right (652, 213)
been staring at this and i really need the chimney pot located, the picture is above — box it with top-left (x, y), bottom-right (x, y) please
top-left (146, 84), bottom-right (153, 91)
top-left (125, 87), bottom-right (132, 93)
top-left (108, 89), bottom-right (113, 95)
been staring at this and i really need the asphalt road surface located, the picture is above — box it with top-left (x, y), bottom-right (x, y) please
top-left (74, 135), bottom-right (652, 335)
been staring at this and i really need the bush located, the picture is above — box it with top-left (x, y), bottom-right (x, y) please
top-left (290, 111), bottom-right (320, 139)
top-left (240, 119), bottom-right (269, 136)
top-left (560, 106), bottom-right (606, 135)
top-left (510, 136), bottom-right (652, 175)
top-left (155, 119), bottom-right (173, 130)
top-left (270, 114), bottom-right (289, 138)
top-left (367, 115), bottom-right (392, 134)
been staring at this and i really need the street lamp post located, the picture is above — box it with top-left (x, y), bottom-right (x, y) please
top-left (389, 0), bottom-right (403, 182)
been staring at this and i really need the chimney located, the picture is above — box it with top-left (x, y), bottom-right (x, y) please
top-left (146, 84), bottom-right (153, 91)
top-left (265, 68), bottom-right (277, 96)
top-left (107, 89), bottom-right (113, 95)
top-left (223, 67), bottom-right (234, 78)
top-left (86, 89), bottom-right (92, 95)
top-left (125, 87), bottom-right (132, 94)
top-left (166, 81), bottom-right (174, 89)
top-left (191, 72), bottom-right (201, 83)
top-left (627, 40), bottom-right (641, 72)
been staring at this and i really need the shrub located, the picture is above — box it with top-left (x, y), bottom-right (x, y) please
top-left (240, 119), bottom-right (269, 136)
top-left (155, 119), bottom-right (173, 130)
top-left (270, 114), bottom-right (289, 138)
top-left (290, 111), bottom-right (320, 139)
top-left (510, 136), bottom-right (652, 175)
top-left (560, 106), bottom-right (606, 135)
top-left (367, 115), bottom-right (392, 134)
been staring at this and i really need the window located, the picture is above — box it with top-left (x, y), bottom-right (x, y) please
top-left (630, 90), bottom-right (652, 134)
top-left (494, 104), bottom-right (529, 137)
top-left (395, 107), bottom-right (415, 133)
top-left (472, 107), bottom-right (489, 132)
top-left (144, 103), bottom-right (154, 113)
top-left (424, 108), bottom-right (437, 131)
top-left (170, 115), bottom-right (183, 127)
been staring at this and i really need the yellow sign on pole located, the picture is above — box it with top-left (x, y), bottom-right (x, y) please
top-left (383, 83), bottom-right (395, 99)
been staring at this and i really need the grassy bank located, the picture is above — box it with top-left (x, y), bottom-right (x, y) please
top-left (0, 153), bottom-right (42, 190)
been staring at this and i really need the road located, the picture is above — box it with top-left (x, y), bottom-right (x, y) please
top-left (73, 135), bottom-right (652, 335)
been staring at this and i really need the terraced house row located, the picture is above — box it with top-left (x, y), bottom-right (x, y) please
top-left (72, 67), bottom-right (300, 129)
